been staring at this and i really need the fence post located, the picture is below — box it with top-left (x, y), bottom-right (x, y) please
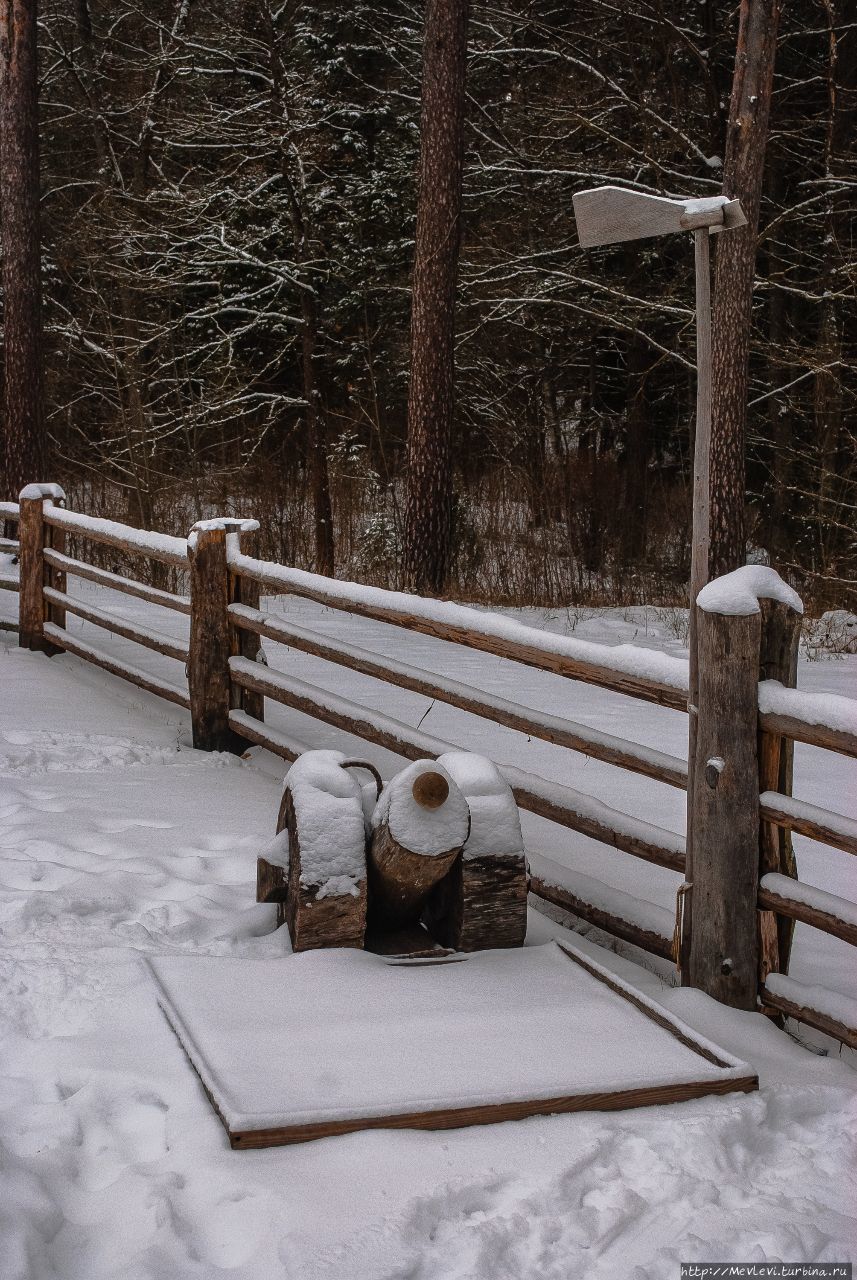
top-left (188, 522), bottom-right (233, 751)
top-left (230, 524), bottom-right (264, 726)
top-left (688, 599), bottom-right (762, 1009)
top-left (18, 483), bottom-right (66, 652)
top-left (757, 597), bottom-right (802, 983)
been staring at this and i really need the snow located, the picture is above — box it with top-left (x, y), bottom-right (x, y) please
top-left (696, 565), bottom-right (804, 616)
top-left (148, 942), bottom-right (752, 1133)
top-left (1, 598), bottom-right (856, 1276)
top-left (187, 516), bottom-right (259, 550)
top-left (438, 751), bottom-right (524, 859)
top-left (0, 499), bottom-right (19, 518)
top-left (682, 194), bottom-right (729, 215)
top-left (283, 749), bottom-right (366, 890)
top-left (372, 759), bottom-right (470, 855)
top-left (759, 679), bottom-right (857, 738)
top-left (762, 872), bottom-right (857, 930)
top-left (18, 482), bottom-right (66, 503)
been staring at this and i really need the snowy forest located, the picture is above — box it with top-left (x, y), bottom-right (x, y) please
top-left (2, 0), bottom-right (854, 606)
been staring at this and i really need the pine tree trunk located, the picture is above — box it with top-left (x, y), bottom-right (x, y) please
top-left (708, 0), bottom-right (780, 577)
top-left (0, 0), bottom-right (46, 500)
top-left (403, 0), bottom-right (470, 595)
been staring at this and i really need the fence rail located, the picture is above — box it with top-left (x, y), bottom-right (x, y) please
top-left (4, 487), bottom-right (856, 1050)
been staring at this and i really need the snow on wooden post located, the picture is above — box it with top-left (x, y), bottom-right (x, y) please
top-left (368, 760), bottom-right (470, 930)
top-left (689, 567), bottom-right (803, 1010)
top-left (757, 594), bottom-right (802, 981)
top-left (17, 483), bottom-right (66, 652)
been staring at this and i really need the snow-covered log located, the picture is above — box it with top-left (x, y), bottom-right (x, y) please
top-left (266, 750), bottom-right (368, 951)
top-left (423, 752), bottom-right (528, 951)
top-left (368, 761), bottom-right (469, 929)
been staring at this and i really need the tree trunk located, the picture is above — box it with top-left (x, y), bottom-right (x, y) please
top-left (0, 0), bottom-right (46, 500)
top-left (403, 0), bottom-right (470, 595)
top-left (708, 0), bottom-right (780, 578)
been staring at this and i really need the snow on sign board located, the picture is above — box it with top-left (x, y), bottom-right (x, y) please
top-left (148, 942), bottom-right (757, 1149)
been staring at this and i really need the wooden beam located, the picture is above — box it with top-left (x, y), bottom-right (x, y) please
top-left (229, 604), bottom-right (687, 788)
top-left (228, 657), bottom-right (685, 871)
top-left (43, 587), bottom-right (188, 662)
top-left (228, 558), bottom-right (686, 710)
top-left (759, 792), bottom-right (857, 858)
top-left (530, 876), bottom-right (674, 960)
top-left (760, 985), bottom-right (857, 1050)
top-left (757, 885), bottom-right (857, 948)
top-left (757, 707), bottom-right (857, 761)
top-left (43, 549), bottom-right (191, 614)
top-left (43, 623), bottom-right (190, 709)
top-left (44, 506), bottom-right (187, 567)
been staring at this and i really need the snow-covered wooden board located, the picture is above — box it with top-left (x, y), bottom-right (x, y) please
top-left (149, 942), bottom-right (757, 1148)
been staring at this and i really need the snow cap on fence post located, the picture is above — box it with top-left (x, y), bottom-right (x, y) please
top-left (187, 517), bottom-right (257, 753)
top-left (17, 484), bottom-right (67, 652)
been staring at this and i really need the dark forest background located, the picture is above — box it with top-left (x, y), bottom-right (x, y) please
top-left (14, 0), bottom-right (857, 607)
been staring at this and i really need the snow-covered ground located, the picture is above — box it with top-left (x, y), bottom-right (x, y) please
top-left (1, 572), bottom-right (856, 1277)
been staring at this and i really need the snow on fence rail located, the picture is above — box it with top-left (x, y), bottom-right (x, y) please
top-left (7, 488), bottom-right (857, 1048)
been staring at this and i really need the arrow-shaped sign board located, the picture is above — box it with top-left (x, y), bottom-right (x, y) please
top-left (572, 186), bottom-right (746, 249)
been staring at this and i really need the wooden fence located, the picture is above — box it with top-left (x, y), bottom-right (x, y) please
top-left (3, 486), bottom-right (856, 1049)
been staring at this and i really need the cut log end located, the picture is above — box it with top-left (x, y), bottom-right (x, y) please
top-left (411, 770), bottom-right (449, 811)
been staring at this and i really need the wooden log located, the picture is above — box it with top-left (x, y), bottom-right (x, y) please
top-left (44, 505), bottom-right (188, 567)
top-left (759, 792), bottom-right (857, 858)
top-left (368, 765), bottom-right (469, 929)
top-left (228, 604), bottom-right (688, 788)
top-left (427, 853), bottom-right (528, 951)
top-left (188, 524), bottom-right (234, 752)
top-left (43, 549), bottom-right (191, 614)
top-left (757, 883), bottom-right (857, 947)
top-left (17, 492), bottom-right (46, 651)
top-left (760, 984), bottom-right (857, 1051)
top-left (688, 606), bottom-right (761, 1009)
top-left (757, 598), bottom-right (801, 978)
top-left (424, 751), bottom-right (528, 951)
top-left (280, 786), bottom-right (367, 950)
top-left (530, 876), bottom-right (674, 960)
top-left (757, 706), bottom-right (857, 761)
top-left (228, 656), bottom-right (686, 872)
top-left (257, 856), bottom-right (288, 904)
top-left (43, 587), bottom-right (189, 662)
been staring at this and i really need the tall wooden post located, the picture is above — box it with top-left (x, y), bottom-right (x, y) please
top-left (682, 228), bottom-right (713, 976)
top-left (188, 522), bottom-right (233, 752)
top-left (17, 482), bottom-right (65, 651)
top-left (689, 601), bottom-right (761, 1009)
top-left (17, 487), bottom-right (45, 651)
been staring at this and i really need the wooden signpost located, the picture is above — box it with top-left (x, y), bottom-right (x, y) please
top-left (572, 185), bottom-right (747, 976)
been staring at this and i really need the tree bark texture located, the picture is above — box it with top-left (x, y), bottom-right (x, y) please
top-left (403, 0), bottom-right (470, 595)
top-left (0, 0), bottom-right (46, 500)
top-left (709, 0), bottom-right (780, 577)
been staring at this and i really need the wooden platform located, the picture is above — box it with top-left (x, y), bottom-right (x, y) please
top-left (149, 942), bottom-right (757, 1149)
